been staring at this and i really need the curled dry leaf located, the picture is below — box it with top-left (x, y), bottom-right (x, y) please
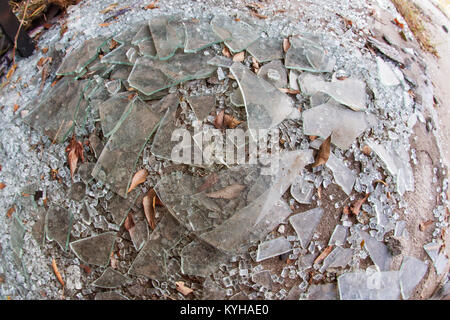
top-left (197, 173), bottom-right (219, 192)
top-left (419, 220), bottom-right (434, 231)
top-left (251, 12), bottom-right (268, 19)
top-left (362, 145), bottom-right (371, 155)
top-left (145, 1), bottom-right (159, 9)
top-left (350, 193), bottom-right (370, 216)
top-left (283, 38), bottom-right (291, 52)
top-left (6, 206), bottom-right (15, 218)
top-left (143, 189), bottom-right (158, 230)
top-left (52, 258), bottom-right (65, 287)
top-left (312, 135), bottom-right (332, 168)
top-left (124, 213), bottom-right (135, 231)
top-left (13, 104), bottom-right (19, 113)
top-left (65, 135), bottom-right (84, 180)
top-left (0, 183), bottom-right (6, 189)
top-left (232, 51), bottom-right (245, 62)
top-left (206, 184), bottom-right (245, 199)
top-left (314, 245), bottom-right (333, 264)
top-left (175, 281), bottom-right (193, 295)
top-left (222, 46), bottom-right (232, 58)
top-left (223, 114), bottom-right (242, 129)
top-left (214, 110), bottom-right (225, 129)
top-left (127, 169), bottom-right (148, 193)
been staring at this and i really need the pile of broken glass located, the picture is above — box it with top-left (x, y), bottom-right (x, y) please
top-left (15, 14), bottom-right (441, 300)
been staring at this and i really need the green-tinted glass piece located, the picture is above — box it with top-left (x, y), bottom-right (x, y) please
top-left (110, 64), bottom-right (133, 80)
top-left (186, 95), bottom-right (215, 121)
top-left (98, 93), bottom-right (132, 136)
top-left (101, 42), bottom-right (136, 66)
top-left (70, 232), bottom-right (116, 267)
top-left (183, 18), bottom-right (223, 53)
top-left (138, 39), bottom-right (157, 58)
top-left (257, 60), bottom-right (287, 88)
top-left (148, 16), bottom-right (184, 60)
top-left (246, 37), bottom-right (283, 63)
top-left (230, 88), bottom-right (244, 107)
top-left (132, 24), bottom-right (152, 44)
top-left (45, 205), bottom-right (73, 251)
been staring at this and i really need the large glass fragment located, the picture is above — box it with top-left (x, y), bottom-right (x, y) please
top-left (181, 239), bottom-right (229, 277)
top-left (92, 96), bottom-right (162, 197)
top-left (423, 242), bottom-right (448, 275)
top-left (358, 230), bottom-right (393, 271)
top-left (98, 93), bottom-right (133, 137)
top-left (230, 88), bottom-right (244, 107)
top-left (399, 256), bottom-right (428, 300)
top-left (56, 37), bottom-right (108, 75)
top-left (290, 175), bottom-right (314, 204)
top-left (257, 60), bottom-right (288, 88)
top-left (302, 103), bottom-right (372, 150)
top-left (338, 271), bottom-right (401, 300)
top-left (256, 237), bottom-right (292, 262)
top-left (101, 42), bottom-right (136, 66)
top-left (110, 65), bottom-right (133, 80)
top-left (230, 62), bottom-right (295, 136)
top-left (304, 283), bottom-right (338, 300)
top-left (186, 95), bottom-right (215, 121)
top-left (69, 232), bottom-right (116, 267)
top-left (289, 207), bottom-right (323, 249)
top-left (207, 56), bottom-right (233, 68)
top-left (367, 37), bottom-right (405, 65)
top-left (23, 78), bottom-right (89, 143)
top-left (285, 36), bottom-right (335, 73)
top-left (202, 277), bottom-right (227, 299)
top-left (328, 224), bottom-right (348, 246)
top-left (183, 18), bottom-right (224, 53)
top-left (129, 220), bottom-right (149, 252)
top-left (326, 152), bottom-right (356, 195)
top-left (148, 16), bottom-right (184, 60)
top-left (211, 15), bottom-right (262, 53)
top-left (127, 57), bottom-right (175, 95)
top-left (45, 205), bottom-right (73, 251)
top-left (246, 37), bottom-right (283, 63)
top-left (251, 271), bottom-right (273, 289)
top-left (319, 247), bottom-right (353, 272)
top-left (91, 267), bottom-right (129, 288)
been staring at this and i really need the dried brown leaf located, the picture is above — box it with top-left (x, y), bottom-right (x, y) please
top-left (283, 38), bottom-right (291, 52)
top-left (143, 189), bottom-right (157, 230)
top-left (312, 135), bottom-right (331, 168)
top-left (419, 220), bottom-right (434, 231)
top-left (127, 169), bottom-right (148, 193)
top-left (0, 182), bottom-right (6, 189)
top-left (79, 264), bottom-right (91, 274)
top-left (197, 173), bottom-right (219, 192)
top-left (314, 245), bottom-right (333, 264)
top-left (214, 110), bottom-right (225, 129)
top-left (99, 22), bottom-right (111, 27)
top-left (65, 135), bottom-right (84, 180)
top-left (360, 239), bottom-right (365, 249)
top-left (251, 12), bottom-right (268, 19)
top-left (232, 51), bottom-right (245, 62)
top-left (145, 1), bottom-right (159, 9)
top-left (13, 104), bottom-right (19, 113)
top-left (6, 206), bottom-right (15, 218)
top-left (309, 135), bottom-right (318, 141)
top-left (175, 281), bottom-right (193, 295)
top-left (223, 114), bottom-right (242, 129)
top-left (6, 64), bottom-right (17, 80)
top-left (52, 258), bottom-right (64, 287)
top-left (124, 213), bottom-right (135, 231)
top-left (206, 184), bottom-right (245, 199)
top-left (362, 145), bottom-right (371, 155)
top-left (42, 47), bottom-right (49, 54)
top-left (222, 46), bottom-right (232, 58)
top-left (350, 193), bottom-right (370, 216)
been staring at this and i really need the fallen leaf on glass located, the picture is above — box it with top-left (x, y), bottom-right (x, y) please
top-left (350, 193), bottom-right (370, 216)
top-left (175, 281), bottom-right (193, 295)
top-left (6, 206), bottom-right (15, 218)
top-left (206, 184), bottom-right (245, 199)
top-left (65, 135), bottom-right (84, 180)
top-left (222, 46), bottom-right (232, 58)
top-left (214, 110), bottom-right (225, 129)
top-left (283, 38), bottom-right (290, 52)
top-left (278, 88), bottom-right (300, 95)
top-left (232, 51), bottom-right (245, 62)
top-left (0, 183), bottom-right (5, 189)
top-left (124, 213), bottom-right (135, 231)
top-left (143, 189), bottom-right (158, 230)
top-left (127, 169), bottom-right (148, 193)
top-left (6, 64), bottom-right (17, 80)
top-left (312, 135), bottom-right (331, 168)
top-left (224, 114), bottom-right (242, 129)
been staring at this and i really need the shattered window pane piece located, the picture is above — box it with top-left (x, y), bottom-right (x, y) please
top-left (358, 230), bottom-right (393, 272)
top-left (129, 220), bottom-right (149, 252)
top-left (285, 36), bottom-right (335, 73)
top-left (290, 175), bottom-right (314, 204)
top-left (56, 37), bottom-right (108, 75)
top-left (45, 205), bottom-right (73, 251)
top-left (338, 271), bottom-right (401, 300)
top-left (289, 207), bottom-right (324, 249)
top-left (186, 95), bottom-right (215, 121)
top-left (138, 39), bottom-right (157, 58)
top-left (399, 256), bottom-right (428, 299)
top-left (110, 65), bottom-right (133, 80)
top-left (304, 283), bottom-right (338, 300)
top-left (202, 276), bottom-right (227, 299)
top-left (101, 42), bottom-right (136, 66)
top-left (326, 152), bottom-right (356, 195)
top-left (257, 60), bottom-right (288, 88)
top-left (113, 23), bottom-right (143, 43)
top-left (184, 18), bottom-right (223, 53)
top-left (94, 291), bottom-right (129, 300)
top-left (92, 96), bottom-right (162, 197)
top-left (230, 88), bottom-right (244, 107)
top-left (211, 15), bottom-right (262, 53)
top-left (91, 267), bottom-right (129, 289)
top-left (98, 93), bottom-right (132, 137)
top-left (107, 194), bottom-right (133, 226)
top-left (230, 62), bottom-right (294, 134)
top-left (207, 56), bottom-right (233, 68)
top-left (328, 224), bottom-right (348, 246)
top-left (424, 242), bottom-right (448, 275)
top-left (23, 78), bottom-right (89, 143)
top-left (376, 56), bottom-right (400, 86)
top-left (302, 103), bottom-right (372, 150)
top-left (69, 232), bottom-right (116, 267)
top-left (149, 16), bottom-right (183, 60)
top-left (256, 237), bottom-right (292, 262)
top-left (246, 37), bottom-right (284, 63)
top-left (10, 213), bottom-right (26, 258)
top-left (131, 24), bottom-right (152, 45)
top-left (320, 247), bottom-right (353, 272)
top-left (367, 37), bottom-right (405, 65)
top-left (181, 240), bottom-right (229, 277)
top-left (251, 270), bottom-right (273, 289)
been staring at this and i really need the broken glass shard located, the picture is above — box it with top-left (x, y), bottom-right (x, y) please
top-left (376, 56), bottom-right (400, 86)
top-left (184, 18), bottom-right (224, 53)
top-left (149, 16), bottom-right (183, 60)
top-left (338, 271), bottom-right (401, 300)
top-left (423, 242), bottom-right (448, 275)
top-left (211, 15), bottom-right (262, 53)
top-left (251, 270), bottom-right (273, 289)
top-left (56, 37), bottom-right (108, 76)
top-left (129, 220), bottom-right (149, 252)
top-left (367, 37), bottom-right (405, 65)
top-left (302, 103), bottom-right (372, 150)
top-left (202, 276), bottom-right (227, 299)
top-left (98, 93), bottom-right (132, 136)
top-left (105, 79), bottom-right (122, 95)
top-left (207, 56), bottom-right (233, 68)
top-left (399, 256), bottom-right (428, 300)
top-left (110, 65), bottom-right (133, 80)
top-left (285, 36), bottom-right (335, 73)
top-left (107, 195), bottom-right (133, 226)
top-left (230, 62), bottom-right (294, 136)
top-left (256, 237), bottom-right (292, 262)
top-left (290, 175), bottom-right (314, 204)
top-left (138, 39), bottom-right (157, 58)
top-left (10, 213), bottom-right (26, 258)
top-left (320, 247), bottom-right (353, 272)
top-left (304, 283), bottom-right (338, 300)
top-left (91, 267), bottom-right (129, 288)
top-left (23, 78), bottom-right (89, 143)
top-left (230, 88), bottom-right (244, 107)
top-left (289, 208), bottom-right (323, 249)
top-left (69, 232), bottom-right (116, 267)
top-left (358, 230), bottom-right (393, 271)
top-left (101, 42), bottom-right (136, 66)
top-left (186, 95), bottom-right (215, 121)
top-left (45, 205), bottom-right (73, 251)
top-left (181, 239), bottom-right (229, 277)
top-left (257, 60), bottom-right (287, 88)
top-left (328, 225), bottom-right (348, 246)
top-left (113, 23), bottom-right (142, 44)
top-left (246, 37), bottom-right (283, 63)
top-left (326, 152), bottom-right (356, 195)
top-left (92, 96), bottom-right (162, 197)
top-left (31, 207), bottom-right (46, 246)
top-left (131, 24), bottom-right (152, 45)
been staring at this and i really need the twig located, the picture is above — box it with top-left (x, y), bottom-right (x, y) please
top-left (12, 0), bottom-right (30, 65)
